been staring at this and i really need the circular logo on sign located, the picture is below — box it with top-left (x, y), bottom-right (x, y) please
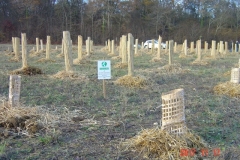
top-left (102, 62), bottom-right (107, 67)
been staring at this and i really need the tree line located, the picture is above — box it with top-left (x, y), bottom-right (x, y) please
top-left (0, 0), bottom-right (240, 45)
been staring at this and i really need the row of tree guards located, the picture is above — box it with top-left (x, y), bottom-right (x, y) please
top-left (10, 35), bottom-right (240, 65)
top-left (7, 31), bottom-right (240, 135)
top-left (9, 31), bottom-right (240, 81)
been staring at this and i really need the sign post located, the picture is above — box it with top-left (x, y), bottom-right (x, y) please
top-left (98, 60), bottom-right (111, 99)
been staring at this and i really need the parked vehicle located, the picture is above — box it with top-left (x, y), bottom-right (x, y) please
top-left (144, 40), bottom-right (166, 49)
top-left (133, 44), bottom-right (141, 48)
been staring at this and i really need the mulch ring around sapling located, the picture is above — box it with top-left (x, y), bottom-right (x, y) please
top-left (9, 57), bottom-right (20, 62)
top-left (115, 75), bottom-right (147, 88)
top-left (114, 62), bottom-right (128, 69)
top-left (111, 56), bottom-right (121, 60)
top-left (51, 70), bottom-right (89, 80)
top-left (158, 63), bottom-right (189, 74)
top-left (29, 50), bottom-right (45, 57)
top-left (56, 53), bottom-right (64, 58)
top-left (36, 58), bottom-right (55, 63)
top-left (120, 127), bottom-right (207, 159)
top-left (150, 57), bottom-right (167, 63)
top-left (213, 81), bottom-right (240, 98)
top-left (191, 60), bottom-right (209, 66)
top-left (10, 66), bottom-right (42, 75)
top-left (223, 71), bottom-right (231, 77)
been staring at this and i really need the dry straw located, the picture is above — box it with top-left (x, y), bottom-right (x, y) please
top-left (191, 60), bottom-right (209, 66)
top-left (114, 62), bottom-right (128, 69)
top-left (37, 58), bottom-right (55, 63)
top-left (111, 56), bottom-right (121, 60)
top-left (115, 75), bottom-right (146, 88)
top-left (56, 53), bottom-right (64, 58)
top-left (0, 102), bottom-right (43, 135)
top-left (223, 71), bottom-right (231, 77)
top-left (52, 71), bottom-right (88, 80)
top-left (121, 127), bottom-right (206, 159)
top-left (158, 64), bottom-right (188, 74)
top-left (213, 81), bottom-right (240, 98)
top-left (10, 66), bottom-right (42, 75)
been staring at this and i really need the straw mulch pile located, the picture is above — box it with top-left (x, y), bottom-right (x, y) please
top-left (223, 71), bottom-right (231, 77)
top-left (120, 128), bottom-right (206, 159)
top-left (111, 56), bottom-right (121, 60)
top-left (10, 66), bottom-right (42, 75)
top-left (56, 53), bottom-right (64, 58)
top-left (115, 75), bottom-right (147, 88)
top-left (0, 102), bottom-right (44, 136)
top-left (5, 51), bottom-right (15, 56)
top-left (158, 64), bottom-right (188, 74)
top-left (150, 57), bottom-right (166, 63)
top-left (191, 60), bottom-right (209, 66)
top-left (213, 81), bottom-right (240, 98)
top-left (114, 63), bottom-right (128, 69)
top-left (52, 71), bottom-right (88, 80)
top-left (29, 50), bottom-right (45, 57)
top-left (9, 57), bottom-right (20, 62)
top-left (37, 58), bottom-right (55, 63)
top-left (100, 47), bottom-right (108, 52)
top-left (73, 58), bottom-right (83, 64)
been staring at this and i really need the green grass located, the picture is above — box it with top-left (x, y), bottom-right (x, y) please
top-left (0, 142), bottom-right (6, 156)
top-left (0, 45), bottom-right (240, 159)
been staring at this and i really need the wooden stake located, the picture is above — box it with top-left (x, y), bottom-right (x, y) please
top-left (15, 37), bottom-right (20, 60)
top-left (46, 36), bottom-right (51, 59)
top-left (63, 31), bottom-right (73, 72)
top-left (151, 39), bottom-right (154, 54)
top-left (9, 75), bottom-right (21, 107)
top-left (211, 40), bottom-right (216, 58)
top-left (36, 38), bottom-right (39, 53)
top-left (103, 79), bottom-right (106, 99)
top-left (134, 39), bottom-right (138, 55)
top-left (111, 40), bottom-right (115, 55)
top-left (121, 35), bottom-right (127, 63)
top-left (184, 39), bottom-right (187, 55)
top-left (21, 33), bottom-right (27, 68)
top-left (157, 36), bottom-right (162, 59)
top-left (40, 39), bottom-right (43, 51)
top-left (169, 40), bottom-right (173, 65)
top-left (103, 57), bottom-right (106, 99)
top-left (78, 35), bottom-right (82, 60)
top-left (128, 33), bottom-right (134, 76)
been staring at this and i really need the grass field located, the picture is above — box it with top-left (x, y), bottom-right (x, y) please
top-left (0, 44), bottom-right (240, 160)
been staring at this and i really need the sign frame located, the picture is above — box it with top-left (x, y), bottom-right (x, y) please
top-left (98, 60), bottom-right (111, 80)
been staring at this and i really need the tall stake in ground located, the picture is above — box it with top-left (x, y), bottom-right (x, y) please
top-left (14, 37), bottom-right (20, 60)
top-left (78, 35), bottom-right (82, 60)
top-left (190, 42), bottom-right (194, 53)
top-left (169, 40), bottom-right (173, 65)
top-left (184, 39), bottom-right (187, 56)
top-left (157, 36), bottom-right (162, 59)
top-left (36, 38), bottom-right (39, 53)
top-left (111, 40), bottom-right (115, 55)
top-left (197, 40), bottom-right (202, 61)
top-left (63, 31), bottom-right (73, 72)
top-left (9, 75), bottom-right (21, 107)
top-left (12, 37), bottom-right (15, 53)
top-left (46, 36), bottom-right (51, 59)
top-left (21, 33), bottom-right (28, 68)
top-left (135, 39), bottom-right (138, 55)
top-left (121, 35), bottom-right (127, 63)
top-left (86, 37), bottom-right (91, 56)
top-left (40, 39), bottom-right (43, 51)
top-left (128, 33), bottom-right (134, 76)
top-left (211, 40), bottom-right (216, 58)
top-left (151, 39), bottom-right (154, 54)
